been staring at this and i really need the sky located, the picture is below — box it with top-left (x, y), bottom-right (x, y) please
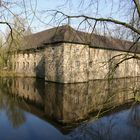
top-left (27, 0), bottom-right (126, 32)
top-left (0, 0), bottom-right (131, 35)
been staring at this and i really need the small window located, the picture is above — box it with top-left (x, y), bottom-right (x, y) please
top-left (34, 62), bottom-right (36, 68)
top-left (27, 53), bottom-right (30, 58)
top-left (23, 62), bottom-right (25, 69)
top-left (34, 52), bottom-right (36, 58)
top-left (13, 80), bottom-right (16, 87)
top-left (27, 62), bottom-right (29, 68)
top-left (27, 85), bottom-right (29, 91)
top-left (89, 61), bottom-right (92, 67)
top-left (17, 81), bottom-right (19, 88)
top-left (34, 87), bottom-right (36, 93)
top-left (14, 62), bottom-right (16, 69)
top-left (23, 82), bottom-right (25, 89)
top-left (17, 62), bottom-right (19, 69)
top-left (75, 61), bottom-right (80, 67)
top-left (76, 48), bottom-right (79, 51)
top-left (74, 48), bottom-right (79, 53)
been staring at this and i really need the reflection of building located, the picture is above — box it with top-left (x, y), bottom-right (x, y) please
top-left (11, 78), bottom-right (44, 106)
top-left (1, 77), bottom-right (139, 124)
top-left (45, 78), bottom-right (138, 123)
top-left (11, 25), bottom-right (140, 83)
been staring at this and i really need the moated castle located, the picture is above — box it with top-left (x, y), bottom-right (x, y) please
top-left (10, 25), bottom-right (140, 83)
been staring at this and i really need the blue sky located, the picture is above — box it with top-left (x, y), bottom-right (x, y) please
top-left (0, 0), bottom-right (130, 35)
top-left (28, 0), bottom-right (126, 32)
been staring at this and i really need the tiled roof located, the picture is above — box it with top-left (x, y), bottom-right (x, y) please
top-left (21, 25), bottom-right (140, 53)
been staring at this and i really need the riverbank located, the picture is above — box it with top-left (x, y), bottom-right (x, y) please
top-left (0, 70), bottom-right (36, 78)
top-left (0, 70), bottom-right (16, 77)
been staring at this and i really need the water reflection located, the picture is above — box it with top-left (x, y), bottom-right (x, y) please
top-left (45, 77), bottom-right (139, 123)
top-left (69, 103), bottom-right (140, 140)
top-left (0, 78), bottom-right (139, 126)
top-left (0, 77), bottom-right (140, 139)
top-left (0, 79), bottom-right (26, 128)
top-left (0, 78), bottom-right (67, 140)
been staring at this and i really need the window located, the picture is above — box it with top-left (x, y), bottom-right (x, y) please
top-left (34, 52), bottom-right (36, 58)
top-left (14, 80), bottom-right (16, 88)
top-left (34, 62), bottom-right (37, 72)
top-left (76, 48), bottom-right (79, 52)
top-left (17, 81), bottom-right (19, 88)
top-left (27, 85), bottom-right (29, 91)
top-left (23, 82), bottom-right (25, 89)
top-left (23, 62), bottom-right (25, 69)
top-left (34, 87), bottom-right (36, 93)
top-left (89, 61), bottom-right (92, 67)
top-left (27, 62), bottom-right (29, 68)
top-left (14, 62), bottom-right (16, 70)
top-left (34, 62), bottom-right (36, 68)
top-left (17, 62), bottom-right (19, 69)
top-left (74, 48), bottom-right (79, 53)
top-left (27, 53), bottom-right (30, 58)
top-left (75, 61), bottom-right (80, 67)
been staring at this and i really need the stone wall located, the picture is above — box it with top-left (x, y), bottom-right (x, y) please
top-left (45, 43), bottom-right (89, 83)
top-left (89, 48), bottom-right (140, 80)
top-left (45, 43), bottom-right (64, 82)
top-left (11, 42), bottom-right (140, 83)
top-left (11, 50), bottom-right (45, 78)
top-left (63, 43), bottom-right (89, 83)
top-left (45, 42), bottom-right (140, 83)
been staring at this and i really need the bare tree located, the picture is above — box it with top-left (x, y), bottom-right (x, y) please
top-left (47, 0), bottom-right (139, 40)
top-left (0, 0), bottom-right (140, 74)
top-left (0, 0), bottom-right (33, 68)
top-left (0, 0), bottom-right (36, 41)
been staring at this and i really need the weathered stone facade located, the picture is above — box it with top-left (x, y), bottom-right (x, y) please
top-left (11, 50), bottom-right (45, 78)
top-left (45, 43), bottom-right (89, 83)
top-left (45, 43), bottom-right (140, 83)
top-left (89, 48), bottom-right (140, 80)
top-left (10, 25), bottom-right (140, 83)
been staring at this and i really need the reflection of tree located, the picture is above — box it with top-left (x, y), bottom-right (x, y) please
top-left (128, 104), bottom-right (140, 128)
top-left (0, 78), bottom-right (26, 128)
top-left (70, 107), bottom-right (140, 140)
top-left (6, 99), bottom-right (26, 128)
top-left (69, 116), bottom-right (116, 140)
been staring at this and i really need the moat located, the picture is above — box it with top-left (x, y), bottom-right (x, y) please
top-left (0, 77), bottom-right (140, 140)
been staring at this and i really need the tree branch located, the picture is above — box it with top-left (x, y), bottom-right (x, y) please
top-left (133, 0), bottom-right (140, 18)
top-left (51, 10), bottom-right (140, 35)
top-left (0, 21), bottom-right (13, 39)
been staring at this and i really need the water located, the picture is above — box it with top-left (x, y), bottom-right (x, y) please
top-left (69, 104), bottom-right (140, 140)
top-left (0, 77), bottom-right (140, 140)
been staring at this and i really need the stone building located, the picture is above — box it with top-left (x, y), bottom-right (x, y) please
top-left (11, 25), bottom-right (140, 83)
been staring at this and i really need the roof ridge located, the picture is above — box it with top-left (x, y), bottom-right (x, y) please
top-left (25, 24), bottom-right (73, 38)
top-left (20, 25), bottom-right (139, 54)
